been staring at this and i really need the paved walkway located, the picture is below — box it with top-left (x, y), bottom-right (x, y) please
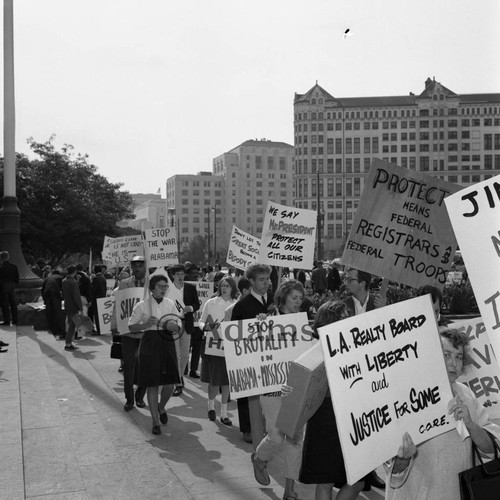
top-left (0, 324), bottom-right (385, 499)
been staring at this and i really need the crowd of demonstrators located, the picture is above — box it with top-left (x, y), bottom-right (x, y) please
top-left (0, 251), bottom-right (19, 327)
top-left (199, 276), bottom-right (237, 426)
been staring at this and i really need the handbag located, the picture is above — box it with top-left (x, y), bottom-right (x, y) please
top-left (110, 336), bottom-right (122, 359)
top-left (459, 431), bottom-right (500, 499)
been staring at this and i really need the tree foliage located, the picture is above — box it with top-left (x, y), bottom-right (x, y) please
top-left (0, 136), bottom-right (135, 263)
top-left (183, 234), bottom-right (207, 266)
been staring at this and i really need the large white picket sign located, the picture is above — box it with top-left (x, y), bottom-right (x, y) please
top-left (222, 312), bottom-right (316, 398)
top-left (144, 227), bottom-right (178, 266)
top-left (445, 174), bottom-right (500, 372)
top-left (318, 295), bottom-right (454, 484)
top-left (102, 235), bottom-right (145, 265)
top-left (454, 317), bottom-right (500, 420)
top-left (342, 159), bottom-right (461, 288)
top-left (259, 201), bottom-right (317, 269)
top-left (226, 225), bottom-right (261, 271)
top-left (114, 288), bottom-right (144, 334)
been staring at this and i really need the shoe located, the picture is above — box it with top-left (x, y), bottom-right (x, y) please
top-left (0, 340), bottom-right (9, 347)
top-left (208, 409), bottom-right (216, 421)
top-left (189, 371), bottom-right (200, 379)
top-left (124, 401), bottom-right (134, 412)
top-left (64, 344), bottom-right (78, 351)
top-left (220, 417), bottom-right (232, 426)
top-left (152, 425), bottom-right (161, 435)
top-left (243, 432), bottom-right (252, 443)
top-left (159, 406), bottom-right (168, 425)
top-left (251, 452), bottom-right (270, 486)
top-left (173, 386), bottom-right (183, 397)
top-left (135, 399), bottom-right (146, 409)
top-left (0, 347), bottom-right (7, 353)
top-left (367, 470), bottom-right (386, 490)
top-left (118, 366), bottom-right (124, 373)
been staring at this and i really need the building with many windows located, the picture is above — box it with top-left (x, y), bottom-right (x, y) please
top-left (294, 77), bottom-right (500, 257)
top-left (166, 139), bottom-right (294, 262)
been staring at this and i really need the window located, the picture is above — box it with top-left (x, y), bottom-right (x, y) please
top-left (346, 138), bottom-right (352, 154)
top-left (354, 138), bottom-right (360, 154)
top-left (364, 137), bottom-right (371, 153)
top-left (335, 138), bottom-right (342, 154)
top-left (484, 135), bottom-right (492, 150)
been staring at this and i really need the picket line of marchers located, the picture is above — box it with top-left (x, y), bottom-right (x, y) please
top-left (98, 160), bottom-right (500, 487)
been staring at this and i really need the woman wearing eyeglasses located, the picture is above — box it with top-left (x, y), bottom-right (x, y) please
top-left (128, 275), bottom-right (181, 435)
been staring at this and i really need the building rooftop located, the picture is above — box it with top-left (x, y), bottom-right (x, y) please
top-left (228, 139), bottom-right (293, 152)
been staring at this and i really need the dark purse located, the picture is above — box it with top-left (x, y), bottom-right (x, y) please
top-left (459, 431), bottom-right (500, 500)
top-left (110, 335), bottom-right (122, 359)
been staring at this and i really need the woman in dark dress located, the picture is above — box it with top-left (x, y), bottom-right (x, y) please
top-left (300, 300), bottom-right (367, 500)
top-left (128, 275), bottom-right (181, 435)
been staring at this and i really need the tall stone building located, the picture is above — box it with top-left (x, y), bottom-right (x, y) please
top-left (294, 77), bottom-right (500, 257)
top-left (166, 139), bottom-right (294, 262)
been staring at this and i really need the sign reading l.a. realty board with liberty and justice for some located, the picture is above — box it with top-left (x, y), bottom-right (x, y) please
top-left (318, 295), bottom-right (454, 485)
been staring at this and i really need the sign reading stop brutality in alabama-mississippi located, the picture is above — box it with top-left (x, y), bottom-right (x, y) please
top-left (226, 225), bottom-right (261, 271)
top-left (259, 201), bottom-right (317, 269)
top-left (114, 288), bottom-right (144, 334)
top-left (454, 317), bottom-right (500, 420)
top-left (318, 295), bottom-right (454, 484)
top-left (144, 227), bottom-right (178, 266)
top-left (223, 312), bottom-right (316, 398)
top-left (342, 159), bottom-right (461, 288)
top-left (102, 235), bottom-right (145, 265)
top-left (445, 174), bottom-right (500, 371)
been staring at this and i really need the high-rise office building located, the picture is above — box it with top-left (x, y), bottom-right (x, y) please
top-left (294, 77), bottom-right (500, 257)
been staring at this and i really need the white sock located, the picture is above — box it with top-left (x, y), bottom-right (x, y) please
top-left (221, 403), bottom-right (228, 418)
top-left (208, 399), bottom-right (215, 411)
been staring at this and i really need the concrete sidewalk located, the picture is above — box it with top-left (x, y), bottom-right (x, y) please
top-left (0, 324), bottom-right (385, 500)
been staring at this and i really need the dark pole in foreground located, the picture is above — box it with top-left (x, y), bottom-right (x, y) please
top-left (0, 0), bottom-right (42, 303)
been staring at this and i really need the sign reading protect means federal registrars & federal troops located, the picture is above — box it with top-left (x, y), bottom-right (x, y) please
top-left (342, 159), bottom-right (461, 288)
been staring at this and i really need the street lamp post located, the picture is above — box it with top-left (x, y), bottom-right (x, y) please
top-left (316, 169), bottom-right (323, 262)
top-left (206, 206), bottom-right (211, 263)
top-left (212, 204), bottom-right (217, 264)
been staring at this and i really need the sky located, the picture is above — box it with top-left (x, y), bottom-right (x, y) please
top-left (1, 0), bottom-right (500, 194)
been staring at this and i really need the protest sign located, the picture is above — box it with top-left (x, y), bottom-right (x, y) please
top-left (318, 294), bottom-right (454, 484)
top-left (144, 227), bottom-right (178, 266)
top-left (445, 174), bottom-right (500, 371)
top-left (226, 225), bottom-right (261, 271)
top-left (96, 296), bottom-right (114, 335)
top-left (187, 280), bottom-right (213, 328)
top-left (106, 279), bottom-right (116, 296)
top-left (223, 312), bottom-right (316, 398)
top-left (453, 317), bottom-right (500, 420)
top-left (102, 235), bottom-right (145, 265)
top-left (342, 159), bottom-right (461, 288)
top-left (259, 201), bottom-right (316, 269)
top-left (276, 341), bottom-right (328, 438)
top-left (114, 288), bottom-right (144, 334)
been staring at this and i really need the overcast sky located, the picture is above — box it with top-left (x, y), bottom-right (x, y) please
top-left (1, 0), bottom-right (499, 194)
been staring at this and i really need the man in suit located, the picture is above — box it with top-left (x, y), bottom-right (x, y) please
top-left (42, 269), bottom-right (65, 337)
top-left (343, 267), bottom-right (387, 491)
top-left (231, 263), bottom-right (274, 443)
top-left (166, 263), bottom-right (200, 396)
top-left (111, 255), bottom-right (147, 412)
top-left (0, 251), bottom-right (19, 326)
top-left (61, 265), bottom-right (82, 351)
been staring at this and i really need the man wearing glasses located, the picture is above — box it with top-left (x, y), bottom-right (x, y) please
top-left (343, 267), bottom-right (387, 491)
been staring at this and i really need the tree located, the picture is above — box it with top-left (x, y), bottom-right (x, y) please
top-left (0, 136), bottom-right (135, 264)
top-left (183, 235), bottom-right (207, 266)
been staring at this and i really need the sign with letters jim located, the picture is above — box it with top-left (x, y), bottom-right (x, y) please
top-left (318, 295), bottom-right (454, 485)
top-left (342, 159), bottom-right (461, 288)
top-left (445, 174), bottom-right (500, 373)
